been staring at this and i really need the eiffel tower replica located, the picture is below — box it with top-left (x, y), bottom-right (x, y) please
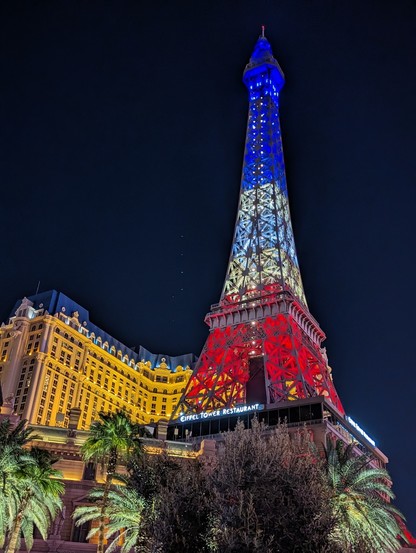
top-left (175, 30), bottom-right (344, 417)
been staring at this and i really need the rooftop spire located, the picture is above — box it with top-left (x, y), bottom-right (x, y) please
top-left (223, 33), bottom-right (303, 305)
top-left (261, 24), bottom-right (265, 38)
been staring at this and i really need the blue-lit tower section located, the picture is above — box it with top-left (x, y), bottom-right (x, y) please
top-left (221, 35), bottom-right (306, 306)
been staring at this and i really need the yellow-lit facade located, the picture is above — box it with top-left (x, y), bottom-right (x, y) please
top-left (0, 292), bottom-right (193, 430)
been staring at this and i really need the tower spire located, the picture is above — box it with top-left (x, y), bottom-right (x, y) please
top-left (261, 24), bottom-right (265, 38)
top-left (221, 33), bottom-right (306, 307)
top-left (174, 35), bottom-right (344, 417)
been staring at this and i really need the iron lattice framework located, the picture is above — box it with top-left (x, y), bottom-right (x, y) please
top-left (175, 34), bottom-right (344, 416)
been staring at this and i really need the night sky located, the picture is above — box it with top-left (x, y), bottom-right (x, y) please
top-left (1, 1), bottom-right (415, 531)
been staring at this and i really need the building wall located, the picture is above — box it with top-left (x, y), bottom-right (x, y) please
top-left (0, 294), bottom-right (192, 429)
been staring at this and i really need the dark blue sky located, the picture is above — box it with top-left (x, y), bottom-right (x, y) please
top-left (1, 0), bottom-right (415, 531)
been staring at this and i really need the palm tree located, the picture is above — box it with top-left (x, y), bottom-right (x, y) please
top-left (0, 419), bottom-right (39, 548)
top-left (0, 444), bottom-right (20, 548)
top-left (0, 419), bottom-right (38, 450)
top-left (4, 447), bottom-right (64, 553)
top-left (77, 411), bottom-right (142, 553)
top-left (326, 440), bottom-right (406, 552)
top-left (74, 478), bottom-right (146, 553)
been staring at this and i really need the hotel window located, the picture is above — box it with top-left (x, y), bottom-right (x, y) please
top-left (82, 462), bottom-right (96, 481)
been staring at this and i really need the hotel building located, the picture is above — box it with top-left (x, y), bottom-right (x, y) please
top-left (0, 290), bottom-right (194, 430)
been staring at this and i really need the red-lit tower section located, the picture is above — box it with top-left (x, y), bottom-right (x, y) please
top-left (175, 34), bottom-right (344, 416)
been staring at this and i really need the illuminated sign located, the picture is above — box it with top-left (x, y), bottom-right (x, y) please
top-left (179, 403), bottom-right (264, 423)
top-left (345, 416), bottom-right (376, 447)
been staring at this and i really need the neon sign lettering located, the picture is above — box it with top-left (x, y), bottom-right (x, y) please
top-left (179, 403), bottom-right (263, 423)
top-left (346, 416), bottom-right (376, 447)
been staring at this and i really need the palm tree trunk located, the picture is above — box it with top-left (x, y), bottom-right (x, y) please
top-left (5, 509), bottom-right (24, 553)
top-left (97, 449), bottom-right (117, 553)
top-left (97, 476), bottom-right (112, 553)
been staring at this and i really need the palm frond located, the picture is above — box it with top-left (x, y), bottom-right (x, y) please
top-left (326, 439), bottom-right (405, 552)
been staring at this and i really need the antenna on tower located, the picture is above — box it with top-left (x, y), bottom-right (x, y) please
top-left (35, 281), bottom-right (41, 295)
top-left (261, 25), bottom-right (265, 38)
